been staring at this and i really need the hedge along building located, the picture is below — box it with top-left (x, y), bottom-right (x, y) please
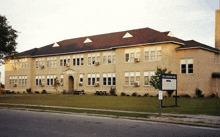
top-left (4, 9), bottom-right (220, 97)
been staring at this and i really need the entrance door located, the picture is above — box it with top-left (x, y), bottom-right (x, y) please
top-left (69, 76), bottom-right (74, 92)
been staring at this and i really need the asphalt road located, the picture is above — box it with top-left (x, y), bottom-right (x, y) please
top-left (0, 109), bottom-right (220, 137)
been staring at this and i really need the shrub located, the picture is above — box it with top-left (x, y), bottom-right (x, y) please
top-left (181, 94), bottom-right (191, 98)
top-left (35, 91), bottom-right (39, 94)
top-left (138, 95), bottom-right (141, 97)
top-left (144, 93), bottom-right (149, 97)
top-left (195, 88), bottom-right (204, 98)
top-left (41, 90), bottom-right (47, 94)
top-left (131, 92), bottom-right (137, 97)
top-left (109, 87), bottom-right (116, 95)
top-left (62, 90), bottom-right (66, 94)
top-left (166, 90), bottom-right (174, 97)
top-left (17, 92), bottom-right (20, 94)
top-left (121, 92), bottom-right (126, 96)
top-left (150, 95), bottom-right (154, 97)
top-left (26, 88), bottom-right (31, 94)
top-left (209, 93), bottom-right (216, 98)
top-left (126, 94), bottom-right (130, 96)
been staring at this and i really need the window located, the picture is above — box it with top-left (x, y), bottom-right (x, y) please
top-left (47, 57), bottom-right (56, 68)
top-left (144, 71), bottom-right (155, 86)
top-left (87, 73), bottom-right (100, 86)
top-left (10, 60), bottom-right (19, 70)
top-left (60, 75), bottom-right (64, 86)
top-left (35, 75), bottom-right (45, 86)
top-left (73, 55), bottom-right (84, 66)
top-left (125, 48), bottom-right (140, 63)
top-left (9, 76), bottom-right (17, 86)
top-left (103, 73), bottom-right (116, 86)
top-left (124, 72), bottom-right (140, 86)
top-left (46, 75), bottom-right (56, 86)
top-left (19, 76), bottom-right (27, 86)
top-left (88, 53), bottom-right (100, 65)
top-left (36, 58), bottom-right (45, 68)
top-left (181, 59), bottom-right (193, 74)
top-left (19, 59), bottom-right (28, 69)
top-left (144, 46), bottom-right (162, 61)
top-left (79, 74), bottom-right (83, 83)
top-left (60, 56), bottom-right (70, 67)
top-left (103, 51), bottom-right (116, 65)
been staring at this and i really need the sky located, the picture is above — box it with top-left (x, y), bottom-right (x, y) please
top-left (0, 0), bottom-right (219, 52)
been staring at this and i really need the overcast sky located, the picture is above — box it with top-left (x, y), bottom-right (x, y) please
top-left (0, 0), bottom-right (219, 52)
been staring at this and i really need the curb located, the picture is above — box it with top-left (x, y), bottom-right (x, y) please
top-left (1, 105), bottom-right (220, 129)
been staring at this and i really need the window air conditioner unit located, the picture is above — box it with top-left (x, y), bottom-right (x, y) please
top-left (66, 63), bottom-right (70, 67)
top-left (40, 65), bottom-right (44, 69)
top-left (13, 84), bottom-right (17, 87)
top-left (94, 82), bottom-right (100, 87)
top-left (134, 82), bottom-right (140, 87)
top-left (13, 66), bottom-right (17, 70)
top-left (134, 57), bottom-right (140, 62)
top-left (95, 61), bottom-right (100, 66)
top-left (79, 82), bottom-right (83, 86)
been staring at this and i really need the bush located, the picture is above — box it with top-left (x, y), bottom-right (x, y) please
top-left (131, 92), bottom-right (137, 97)
top-left (62, 90), bottom-right (66, 94)
top-left (209, 93), bottom-right (216, 98)
top-left (35, 91), bottom-right (39, 94)
top-left (109, 87), bottom-right (116, 95)
top-left (26, 88), bottom-right (31, 94)
top-left (138, 95), bottom-right (141, 97)
top-left (126, 94), bottom-right (130, 96)
top-left (195, 88), bottom-right (204, 98)
top-left (121, 92), bottom-right (126, 96)
top-left (144, 93), bottom-right (149, 97)
top-left (166, 90), bottom-right (174, 97)
top-left (180, 94), bottom-right (191, 98)
top-left (41, 90), bottom-right (47, 94)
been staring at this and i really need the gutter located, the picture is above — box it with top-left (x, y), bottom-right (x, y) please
top-left (175, 46), bottom-right (220, 54)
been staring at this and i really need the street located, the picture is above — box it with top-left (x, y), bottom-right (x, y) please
top-left (0, 108), bottom-right (220, 137)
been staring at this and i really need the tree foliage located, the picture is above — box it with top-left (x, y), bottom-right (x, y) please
top-left (0, 15), bottom-right (18, 59)
top-left (149, 67), bottom-right (171, 90)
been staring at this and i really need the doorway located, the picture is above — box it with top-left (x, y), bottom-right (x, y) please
top-left (69, 76), bottom-right (74, 92)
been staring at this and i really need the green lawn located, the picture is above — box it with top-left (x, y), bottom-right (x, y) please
top-left (0, 94), bottom-right (219, 116)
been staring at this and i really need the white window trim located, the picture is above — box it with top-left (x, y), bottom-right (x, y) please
top-left (124, 71), bottom-right (140, 86)
top-left (103, 73), bottom-right (116, 86)
top-left (125, 49), bottom-right (141, 63)
top-left (73, 55), bottom-right (84, 67)
top-left (87, 73), bottom-right (100, 86)
top-left (144, 46), bottom-right (162, 62)
top-left (143, 71), bottom-right (155, 86)
top-left (88, 53), bottom-right (100, 66)
top-left (180, 58), bottom-right (194, 74)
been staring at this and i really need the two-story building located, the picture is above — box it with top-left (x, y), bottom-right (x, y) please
top-left (4, 10), bottom-right (220, 97)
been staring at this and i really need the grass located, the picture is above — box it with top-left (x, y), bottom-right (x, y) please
top-left (0, 104), bottom-right (151, 118)
top-left (0, 94), bottom-right (220, 116)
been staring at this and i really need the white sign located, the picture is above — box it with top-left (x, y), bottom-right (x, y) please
top-left (159, 91), bottom-right (163, 100)
top-left (161, 74), bottom-right (177, 91)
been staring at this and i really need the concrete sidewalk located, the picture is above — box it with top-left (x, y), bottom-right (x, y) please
top-left (0, 103), bottom-right (220, 128)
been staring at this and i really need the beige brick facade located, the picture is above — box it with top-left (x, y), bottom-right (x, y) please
top-left (4, 42), bottom-right (220, 97)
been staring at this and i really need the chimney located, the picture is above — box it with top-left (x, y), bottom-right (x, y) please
top-left (215, 9), bottom-right (220, 49)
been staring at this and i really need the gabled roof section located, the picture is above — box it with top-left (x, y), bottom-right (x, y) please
top-left (84, 38), bottom-right (92, 43)
top-left (123, 32), bottom-right (133, 38)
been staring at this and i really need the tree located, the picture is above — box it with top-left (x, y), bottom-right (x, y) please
top-left (0, 15), bottom-right (18, 59)
top-left (53, 77), bottom-right (60, 94)
top-left (150, 67), bottom-right (174, 97)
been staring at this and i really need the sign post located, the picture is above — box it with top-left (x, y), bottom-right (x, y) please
top-left (161, 73), bottom-right (177, 106)
top-left (158, 90), bottom-right (163, 116)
